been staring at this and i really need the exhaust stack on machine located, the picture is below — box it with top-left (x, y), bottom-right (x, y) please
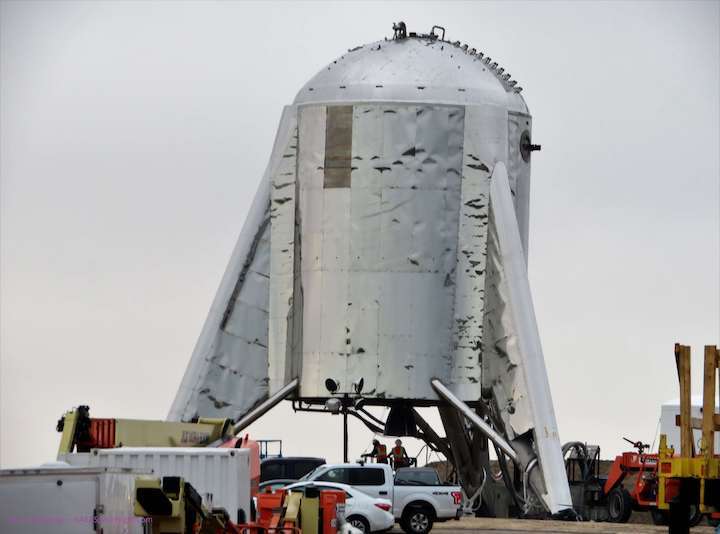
top-left (169, 24), bottom-right (572, 516)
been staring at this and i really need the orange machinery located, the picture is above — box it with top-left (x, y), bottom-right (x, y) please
top-left (239, 487), bottom-right (347, 534)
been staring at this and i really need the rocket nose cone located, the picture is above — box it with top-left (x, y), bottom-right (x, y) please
top-left (293, 30), bottom-right (528, 114)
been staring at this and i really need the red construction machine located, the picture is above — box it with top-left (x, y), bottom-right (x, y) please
top-left (602, 437), bottom-right (702, 526)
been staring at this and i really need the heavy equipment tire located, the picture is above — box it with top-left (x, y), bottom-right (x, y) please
top-left (606, 487), bottom-right (633, 523)
top-left (669, 501), bottom-right (691, 534)
top-left (688, 505), bottom-right (703, 527)
top-left (346, 515), bottom-right (370, 534)
top-left (401, 507), bottom-right (434, 534)
top-left (660, 504), bottom-right (702, 529)
top-left (650, 508), bottom-right (669, 525)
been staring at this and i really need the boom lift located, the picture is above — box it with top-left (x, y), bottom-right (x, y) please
top-left (56, 405), bottom-right (233, 454)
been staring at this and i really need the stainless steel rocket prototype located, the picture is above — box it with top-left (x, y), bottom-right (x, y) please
top-left (169, 24), bottom-right (573, 516)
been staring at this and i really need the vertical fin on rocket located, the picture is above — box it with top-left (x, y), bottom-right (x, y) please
top-left (482, 162), bottom-right (573, 514)
top-left (168, 107), bottom-right (298, 423)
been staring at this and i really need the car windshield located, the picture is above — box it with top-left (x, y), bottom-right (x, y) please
top-left (299, 466), bottom-right (325, 481)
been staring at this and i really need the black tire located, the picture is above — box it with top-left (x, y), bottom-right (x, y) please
top-left (346, 515), bottom-right (370, 534)
top-left (650, 508), bottom-right (669, 526)
top-left (669, 501), bottom-right (690, 534)
top-left (688, 505), bottom-right (703, 527)
top-left (606, 487), bottom-right (633, 523)
top-left (654, 504), bottom-right (702, 527)
top-left (401, 507), bottom-right (434, 534)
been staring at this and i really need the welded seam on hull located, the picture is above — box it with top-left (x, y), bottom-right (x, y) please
top-left (220, 212), bottom-right (271, 331)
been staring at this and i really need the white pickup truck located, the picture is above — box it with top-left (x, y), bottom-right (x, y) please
top-left (302, 463), bottom-right (462, 534)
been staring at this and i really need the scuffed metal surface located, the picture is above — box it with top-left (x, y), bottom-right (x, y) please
top-left (449, 105), bottom-right (508, 400)
top-left (292, 103), bottom-right (466, 400)
top-left (268, 122), bottom-right (299, 394)
top-left (172, 102), bottom-right (541, 412)
top-left (168, 107), bottom-right (298, 422)
top-left (483, 163), bottom-right (572, 514)
top-left (483, 196), bottom-right (533, 438)
top-left (507, 112), bottom-right (532, 258)
top-left (294, 37), bottom-right (528, 115)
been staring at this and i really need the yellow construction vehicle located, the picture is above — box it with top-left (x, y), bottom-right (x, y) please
top-left (657, 344), bottom-right (720, 533)
top-left (134, 475), bottom-right (242, 534)
top-left (56, 405), bottom-right (233, 455)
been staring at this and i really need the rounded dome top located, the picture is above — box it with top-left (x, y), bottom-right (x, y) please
top-left (294, 28), bottom-right (529, 114)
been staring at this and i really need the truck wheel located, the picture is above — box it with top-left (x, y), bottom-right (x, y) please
top-left (650, 509), bottom-right (669, 525)
top-left (606, 487), bottom-right (633, 523)
top-left (346, 515), bottom-right (370, 534)
top-left (669, 501), bottom-right (690, 534)
top-left (401, 507), bottom-right (434, 534)
top-left (654, 505), bottom-right (702, 526)
top-left (688, 505), bottom-right (702, 527)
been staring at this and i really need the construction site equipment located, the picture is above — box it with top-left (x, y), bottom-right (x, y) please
top-left (134, 475), bottom-right (247, 534)
top-left (656, 344), bottom-right (720, 533)
top-left (563, 437), bottom-right (708, 525)
top-left (219, 434), bottom-right (262, 496)
top-left (61, 446), bottom-right (252, 524)
top-left (0, 465), bottom-right (145, 534)
top-left (603, 438), bottom-right (658, 522)
top-left (56, 405), bottom-right (232, 454)
top-left (239, 486), bottom-right (346, 534)
top-left (564, 443), bottom-right (606, 521)
top-left (258, 439), bottom-right (284, 459)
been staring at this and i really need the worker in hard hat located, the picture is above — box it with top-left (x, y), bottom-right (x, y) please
top-left (361, 439), bottom-right (388, 464)
top-left (391, 439), bottom-right (410, 469)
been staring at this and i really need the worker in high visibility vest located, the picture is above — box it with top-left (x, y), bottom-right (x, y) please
top-left (391, 439), bottom-right (410, 469)
top-left (362, 439), bottom-right (388, 464)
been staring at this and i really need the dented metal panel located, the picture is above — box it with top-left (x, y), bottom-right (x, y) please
top-left (168, 107), bottom-right (298, 422)
top-left (268, 121), bottom-right (299, 394)
top-left (507, 112), bottom-right (533, 258)
top-left (293, 38), bottom-right (528, 115)
top-left (291, 103), bottom-right (468, 399)
top-left (174, 101), bottom-right (536, 407)
top-left (485, 162), bottom-right (572, 514)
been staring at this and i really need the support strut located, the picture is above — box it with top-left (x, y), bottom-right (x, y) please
top-left (431, 379), bottom-right (517, 461)
top-left (210, 378), bottom-right (299, 446)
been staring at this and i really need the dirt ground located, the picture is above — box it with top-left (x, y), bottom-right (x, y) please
top-left (404, 517), bottom-right (717, 533)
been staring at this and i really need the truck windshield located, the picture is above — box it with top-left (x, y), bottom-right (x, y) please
top-left (394, 469), bottom-right (440, 486)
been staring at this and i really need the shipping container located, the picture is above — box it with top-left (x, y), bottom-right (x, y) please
top-left (61, 447), bottom-right (251, 523)
top-left (0, 465), bottom-right (145, 534)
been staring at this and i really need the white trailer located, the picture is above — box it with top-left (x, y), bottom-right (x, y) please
top-left (658, 396), bottom-right (720, 455)
top-left (61, 447), bottom-right (251, 523)
top-left (0, 465), bottom-right (146, 534)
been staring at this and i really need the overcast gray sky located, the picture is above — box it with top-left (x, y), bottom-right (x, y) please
top-left (1, 0), bottom-right (718, 469)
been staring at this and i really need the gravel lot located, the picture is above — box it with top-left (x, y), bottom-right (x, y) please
top-left (388, 517), bottom-right (717, 534)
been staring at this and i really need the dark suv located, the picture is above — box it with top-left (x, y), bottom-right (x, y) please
top-left (260, 457), bottom-right (326, 482)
